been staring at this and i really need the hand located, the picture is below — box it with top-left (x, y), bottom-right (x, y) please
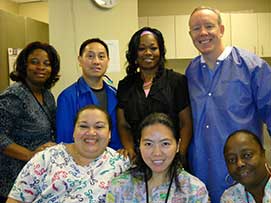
top-left (117, 148), bottom-right (136, 163)
top-left (34, 141), bottom-right (56, 153)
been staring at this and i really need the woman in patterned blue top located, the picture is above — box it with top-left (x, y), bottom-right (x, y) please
top-left (0, 41), bottom-right (60, 202)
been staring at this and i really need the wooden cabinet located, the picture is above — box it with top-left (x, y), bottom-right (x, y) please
top-left (138, 12), bottom-right (271, 59)
top-left (138, 16), bottom-right (148, 29)
top-left (221, 13), bottom-right (231, 47)
top-left (175, 15), bottom-right (198, 59)
top-left (231, 13), bottom-right (258, 54)
top-left (148, 15), bottom-right (176, 59)
top-left (257, 13), bottom-right (271, 57)
top-left (231, 13), bottom-right (271, 57)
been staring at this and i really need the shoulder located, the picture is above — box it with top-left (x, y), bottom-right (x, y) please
top-left (104, 82), bottom-right (117, 94)
top-left (221, 183), bottom-right (244, 202)
top-left (161, 69), bottom-right (187, 88)
top-left (186, 56), bottom-right (201, 70)
top-left (110, 170), bottom-right (136, 186)
top-left (231, 46), bottom-right (268, 69)
top-left (177, 169), bottom-right (208, 193)
top-left (164, 69), bottom-right (186, 81)
top-left (57, 82), bottom-right (78, 102)
top-left (105, 147), bottom-right (131, 166)
top-left (118, 74), bottom-right (139, 90)
top-left (0, 82), bottom-right (28, 103)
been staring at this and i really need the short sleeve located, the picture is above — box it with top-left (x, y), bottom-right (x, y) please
top-left (8, 149), bottom-right (49, 202)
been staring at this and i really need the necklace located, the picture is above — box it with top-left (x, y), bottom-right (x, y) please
top-left (143, 80), bottom-right (153, 89)
top-left (145, 172), bottom-right (174, 203)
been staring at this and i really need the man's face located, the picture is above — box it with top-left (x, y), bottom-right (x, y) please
top-left (189, 9), bottom-right (224, 57)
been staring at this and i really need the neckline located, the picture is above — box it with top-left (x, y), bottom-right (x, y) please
top-left (145, 172), bottom-right (174, 203)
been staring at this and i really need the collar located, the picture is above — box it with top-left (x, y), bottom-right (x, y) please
top-left (200, 46), bottom-right (233, 64)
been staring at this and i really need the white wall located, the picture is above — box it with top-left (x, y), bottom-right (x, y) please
top-left (48, 0), bottom-right (138, 97)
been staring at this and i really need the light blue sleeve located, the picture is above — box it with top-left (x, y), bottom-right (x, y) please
top-left (251, 60), bottom-right (271, 135)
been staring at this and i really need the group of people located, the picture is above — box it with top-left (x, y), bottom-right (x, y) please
top-left (0, 5), bottom-right (271, 203)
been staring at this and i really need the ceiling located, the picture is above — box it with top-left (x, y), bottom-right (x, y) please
top-left (9, 0), bottom-right (47, 3)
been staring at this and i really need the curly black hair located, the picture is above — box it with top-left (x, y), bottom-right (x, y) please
top-left (10, 41), bottom-right (60, 89)
top-left (125, 27), bottom-right (166, 77)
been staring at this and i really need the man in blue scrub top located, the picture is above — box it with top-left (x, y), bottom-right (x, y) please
top-left (186, 6), bottom-right (271, 203)
top-left (56, 38), bottom-right (122, 150)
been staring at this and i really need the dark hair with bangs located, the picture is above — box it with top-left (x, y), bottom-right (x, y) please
top-left (131, 112), bottom-right (183, 190)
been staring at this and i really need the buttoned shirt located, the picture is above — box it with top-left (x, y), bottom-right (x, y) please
top-left (186, 46), bottom-right (271, 203)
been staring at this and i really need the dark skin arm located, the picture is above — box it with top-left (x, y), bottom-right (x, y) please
top-left (3, 141), bottom-right (56, 161)
top-left (117, 108), bottom-right (136, 161)
top-left (178, 106), bottom-right (193, 164)
top-left (6, 197), bottom-right (23, 203)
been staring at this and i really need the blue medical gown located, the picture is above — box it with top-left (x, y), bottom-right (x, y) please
top-left (186, 47), bottom-right (271, 203)
top-left (56, 77), bottom-right (123, 150)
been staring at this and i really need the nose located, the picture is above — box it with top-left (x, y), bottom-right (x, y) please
top-left (35, 62), bottom-right (47, 70)
top-left (152, 145), bottom-right (162, 156)
top-left (144, 48), bottom-right (152, 55)
top-left (92, 56), bottom-right (101, 64)
top-left (86, 127), bottom-right (97, 135)
top-left (236, 157), bottom-right (245, 168)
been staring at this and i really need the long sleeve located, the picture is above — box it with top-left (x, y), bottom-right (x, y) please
top-left (251, 60), bottom-right (271, 135)
top-left (56, 92), bottom-right (77, 143)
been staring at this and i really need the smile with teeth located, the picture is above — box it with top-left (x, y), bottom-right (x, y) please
top-left (84, 138), bottom-right (97, 144)
top-left (152, 160), bottom-right (164, 165)
top-left (36, 73), bottom-right (46, 77)
top-left (199, 39), bottom-right (211, 44)
top-left (143, 58), bottom-right (153, 62)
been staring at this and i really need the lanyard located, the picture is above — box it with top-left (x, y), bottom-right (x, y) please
top-left (145, 171), bottom-right (174, 203)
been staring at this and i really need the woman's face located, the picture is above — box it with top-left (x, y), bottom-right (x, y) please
top-left (137, 33), bottom-right (160, 71)
top-left (224, 132), bottom-right (267, 189)
top-left (73, 108), bottom-right (111, 162)
top-left (140, 123), bottom-right (178, 177)
top-left (26, 49), bottom-right (52, 87)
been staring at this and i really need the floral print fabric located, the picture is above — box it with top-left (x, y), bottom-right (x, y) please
top-left (8, 144), bottom-right (130, 203)
top-left (221, 178), bottom-right (271, 203)
top-left (106, 169), bottom-right (209, 203)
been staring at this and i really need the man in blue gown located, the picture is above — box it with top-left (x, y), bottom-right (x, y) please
top-left (186, 6), bottom-right (271, 203)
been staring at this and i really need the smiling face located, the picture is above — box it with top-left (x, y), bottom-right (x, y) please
top-left (137, 33), bottom-right (160, 72)
top-left (78, 42), bottom-right (109, 80)
top-left (25, 49), bottom-right (52, 87)
top-left (224, 132), bottom-right (268, 190)
top-left (73, 108), bottom-right (111, 162)
top-left (189, 8), bottom-right (224, 58)
top-left (140, 123), bottom-right (179, 177)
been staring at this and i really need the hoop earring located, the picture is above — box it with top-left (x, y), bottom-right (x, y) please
top-left (225, 174), bottom-right (236, 186)
top-left (265, 163), bottom-right (271, 176)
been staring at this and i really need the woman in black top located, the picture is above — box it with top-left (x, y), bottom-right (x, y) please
top-left (117, 27), bottom-right (192, 163)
